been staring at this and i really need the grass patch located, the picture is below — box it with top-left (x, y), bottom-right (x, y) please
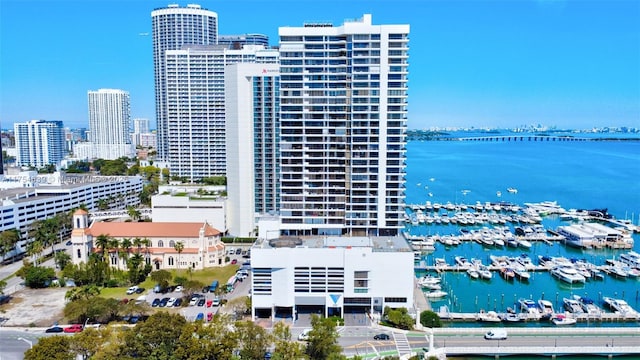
top-left (98, 265), bottom-right (240, 299)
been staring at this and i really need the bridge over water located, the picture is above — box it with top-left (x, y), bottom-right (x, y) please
top-left (454, 135), bottom-right (590, 142)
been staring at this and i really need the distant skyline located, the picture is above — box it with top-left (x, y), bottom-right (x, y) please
top-left (1, 0), bottom-right (638, 130)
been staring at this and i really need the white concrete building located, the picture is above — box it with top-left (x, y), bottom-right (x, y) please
top-left (250, 235), bottom-right (414, 320)
top-left (71, 210), bottom-right (225, 271)
top-left (14, 120), bottom-right (66, 168)
top-left (164, 45), bottom-right (279, 181)
top-left (151, 190), bottom-right (227, 233)
top-left (225, 63), bottom-right (280, 237)
top-left (87, 89), bottom-right (133, 160)
top-left (152, 3), bottom-right (218, 161)
top-left (0, 173), bottom-right (143, 261)
top-left (278, 14), bottom-right (409, 237)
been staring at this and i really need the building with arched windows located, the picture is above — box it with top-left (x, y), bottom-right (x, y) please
top-left (70, 210), bottom-right (225, 270)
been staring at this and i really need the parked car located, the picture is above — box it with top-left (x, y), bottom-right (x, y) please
top-left (207, 312), bottom-right (213, 321)
top-left (45, 326), bottom-right (64, 333)
top-left (151, 298), bottom-right (161, 307)
top-left (197, 298), bottom-right (206, 307)
top-left (174, 285), bottom-right (184, 292)
top-left (174, 298), bottom-right (183, 307)
top-left (65, 240), bottom-right (72, 246)
top-left (159, 297), bottom-right (170, 307)
top-left (235, 248), bottom-right (242, 255)
top-left (166, 298), bottom-right (177, 307)
top-left (64, 324), bottom-right (84, 333)
top-left (195, 313), bottom-right (204, 321)
top-left (126, 286), bottom-right (139, 295)
top-left (373, 333), bottom-right (390, 340)
top-left (212, 297), bottom-right (220, 306)
top-left (189, 295), bottom-right (200, 306)
top-left (298, 328), bottom-right (312, 341)
top-left (128, 315), bottom-right (141, 324)
top-left (206, 299), bottom-right (213, 308)
top-left (231, 259), bottom-right (238, 265)
top-left (135, 287), bottom-right (145, 294)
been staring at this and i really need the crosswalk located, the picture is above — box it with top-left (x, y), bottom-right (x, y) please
top-left (393, 332), bottom-right (412, 357)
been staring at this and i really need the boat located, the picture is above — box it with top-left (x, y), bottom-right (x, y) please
top-left (454, 256), bottom-right (471, 268)
top-left (563, 297), bottom-right (584, 314)
top-left (476, 264), bottom-right (493, 280)
top-left (501, 312), bottom-right (524, 323)
top-left (421, 282), bottom-right (442, 291)
top-left (519, 298), bottom-right (541, 317)
top-left (550, 266), bottom-right (586, 284)
top-left (552, 314), bottom-right (577, 326)
top-left (513, 267), bottom-right (531, 281)
top-left (434, 258), bottom-right (447, 268)
top-left (507, 187), bottom-right (518, 194)
top-left (500, 267), bottom-right (515, 281)
top-left (517, 239), bottom-right (532, 249)
top-left (424, 290), bottom-right (448, 299)
top-left (573, 295), bottom-right (601, 315)
top-left (602, 297), bottom-right (638, 315)
top-left (496, 191), bottom-right (502, 197)
top-left (476, 310), bottom-right (501, 323)
top-left (418, 274), bottom-right (441, 287)
top-left (466, 267), bottom-right (480, 279)
top-left (537, 299), bottom-right (554, 320)
top-left (619, 251), bottom-right (640, 269)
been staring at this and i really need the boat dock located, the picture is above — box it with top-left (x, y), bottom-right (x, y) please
top-left (437, 309), bottom-right (640, 323)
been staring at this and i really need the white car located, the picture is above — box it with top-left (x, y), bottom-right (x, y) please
top-left (298, 328), bottom-right (312, 341)
top-left (189, 295), bottom-right (200, 306)
top-left (174, 285), bottom-right (184, 292)
top-left (166, 297), bottom-right (177, 307)
top-left (126, 286), bottom-right (139, 295)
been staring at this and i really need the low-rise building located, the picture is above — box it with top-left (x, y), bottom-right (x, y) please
top-left (71, 210), bottom-right (225, 270)
top-left (151, 186), bottom-right (227, 233)
top-left (250, 235), bottom-right (414, 321)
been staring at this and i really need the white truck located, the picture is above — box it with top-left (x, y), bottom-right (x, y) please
top-left (484, 328), bottom-right (507, 340)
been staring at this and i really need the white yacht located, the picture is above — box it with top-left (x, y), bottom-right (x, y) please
top-left (424, 290), bottom-right (448, 299)
top-left (552, 314), bottom-right (577, 325)
top-left (551, 266), bottom-right (586, 284)
top-left (537, 299), bottom-right (555, 320)
top-left (620, 251), bottom-right (640, 269)
top-left (573, 295), bottom-right (601, 315)
top-left (466, 267), bottom-right (480, 279)
top-left (519, 298), bottom-right (540, 317)
top-left (603, 297), bottom-right (638, 315)
top-left (563, 297), bottom-right (584, 314)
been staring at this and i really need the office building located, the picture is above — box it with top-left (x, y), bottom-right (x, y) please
top-left (250, 235), bottom-right (414, 320)
top-left (132, 118), bottom-right (151, 148)
top-left (164, 45), bottom-right (278, 181)
top-left (87, 89), bottom-right (133, 160)
top-left (278, 14), bottom-right (409, 237)
top-left (225, 63), bottom-right (280, 237)
top-left (14, 120), bottom-right (66, 168)
top-left (151, 3), bottom-right (218, 161)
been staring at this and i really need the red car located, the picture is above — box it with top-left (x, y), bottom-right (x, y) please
top-left (231, 259), bottom-right (238, 264)
top-left (64, 324), bottom-right (83, 333)
top-left (207, 312), bottom-right (213, 321)
top-left (206, 299), bottom-right (213, 307)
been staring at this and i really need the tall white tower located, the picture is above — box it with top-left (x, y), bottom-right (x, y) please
top-left (14, 120), bottom-right (66, 168)
top-left (278, 14), bottom-right (409, 237)
top-left (151, 3), bottom-right (218, 161)
top-left (87, 89), bottom-right (132, 160)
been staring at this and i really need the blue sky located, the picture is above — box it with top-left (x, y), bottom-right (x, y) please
top-left (1, 0), bottom-right (638, 130)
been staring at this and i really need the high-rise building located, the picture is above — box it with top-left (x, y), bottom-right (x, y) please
top-left (164, 45), bottom-right (278, 181)
top-left (14, 120), bottom-right (66, 168)
top-left (151, 4), bottom-right (218, 161)
top-left (278, 14), bottom-right (409, 237)
top-left (87, 89), bottom-right (133, 160)
top-left (133, 118), bottom-right (150, 135)
top-left (225, 63), bottom-right (280, 236)
top-left (218, 33), bottom-right (269, 49)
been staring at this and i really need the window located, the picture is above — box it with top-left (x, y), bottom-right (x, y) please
top-left (158, 240), bottom-right (164, 247)
top-left (77, 249), bottom-right (81, 259)
top-left (168, 257), bottom-right (174, 266)
top-left (169, 240), bottom-right (175, 248)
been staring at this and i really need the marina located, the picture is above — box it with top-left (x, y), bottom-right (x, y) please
top-left (403, 135), bottom-right (640, 329)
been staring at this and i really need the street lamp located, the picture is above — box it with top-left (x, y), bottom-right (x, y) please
top-left (17, 337), bottom-right (33, 349)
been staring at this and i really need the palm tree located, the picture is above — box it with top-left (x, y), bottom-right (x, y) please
top-left (174, 241), bottom-right (184, 269)
top-left (127, 206), bottom-right (141, 222)
top-left (109, 238), bottom-right (120, 268)
top-left (121, 238), bottom-right (133, 260)
top-left (96, 198), bottom-right (109, 211)
top-left (133, 237), bottom-right (143, 255)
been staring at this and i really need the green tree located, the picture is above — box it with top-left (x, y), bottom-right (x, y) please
top-left (306, 314), bottom-right (342, 360)
top-left (173, 241), bottom-right (184, 269)
top-left (120, 312), bottom-right (187, 359)
top-left (0, 229), bottom-right (20, 260)
top-left (175, 314), bottom-right (238, 360)
top-left (24, 335), bottom-right (74, 360)
top-left (384, 306), bottom-right (415, 330)
top-left (272, 321), bottom-right (307, 360)
top-left (96, 198), bottom-right (109, 211)
top-left (0, 279), bottom-right (7, 294)
top-left (420, 310), bottom-right (442, 328)
top-left (235, 320), bottom-right (271, 360)
top-left (182, 279), bottom-right (205, 298)
top-left (54, 251), bottom-right (71, 270)
top-left (69, 327), bottom-right (107, 359)
top-left (126, 206), bottom-right (141, 222)
top-left (23, 266), bottom-right (55, 288)
top-left (150, 270), bottom-right (172, 289)
top-left (64, 296), bottom-right (120, 324)
top-left (126, 253), bottom-right (148, 284)
top-left (65, 285), bottom-right (101, 302)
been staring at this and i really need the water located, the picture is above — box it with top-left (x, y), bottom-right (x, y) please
top-left (405, 135), bottom-right (640, 323)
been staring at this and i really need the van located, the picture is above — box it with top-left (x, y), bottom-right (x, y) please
top-left (484, 328), bottom-right (507, 340)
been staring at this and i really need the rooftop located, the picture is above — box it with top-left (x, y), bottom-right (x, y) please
top-left (253, 235), bottom-right (411, 252)
top-left (89, 221), bottom-right (221, 238)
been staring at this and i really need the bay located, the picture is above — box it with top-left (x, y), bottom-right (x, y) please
top-left (404, 136), bottom-right (640, 324)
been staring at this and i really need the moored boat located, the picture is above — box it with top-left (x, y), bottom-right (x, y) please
top-left (552, 314), bottom-right (577, 325)
top-left (476, 310), bottom-right (501, 322)
top-left (500, 267), bottom-right (515, 281)
top-left (424, 290), bottom-right (448, 299)
top-left (563, 297), bottom-right (584, 314)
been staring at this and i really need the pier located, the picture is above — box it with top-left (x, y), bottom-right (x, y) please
top-left (455, 135), bottom-right (590, 142)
